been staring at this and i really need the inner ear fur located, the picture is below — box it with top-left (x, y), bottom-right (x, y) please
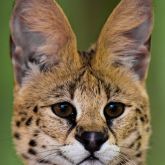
top-left (10, 0), bottom-right (80, 85)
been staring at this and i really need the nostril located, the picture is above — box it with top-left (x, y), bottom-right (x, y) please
top-left (75, 131), bottom-right (109, 153)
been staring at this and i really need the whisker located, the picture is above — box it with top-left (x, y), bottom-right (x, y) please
top-left (36, 148), bottom-right (59, 154)
top-left (119, 152), bottom-right (136, 165)
top-left (34, 150), bottom-right (59, 165)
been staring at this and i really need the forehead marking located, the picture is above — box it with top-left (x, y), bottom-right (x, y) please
top-left (68, 68), bottom-right (117, 101)
top-left (68, 69), bottom-right (86, 99)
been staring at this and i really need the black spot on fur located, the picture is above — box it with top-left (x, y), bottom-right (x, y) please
top-left (21, 117), bottom-right (26, 122)
top-left (136, 142), bottom-right (141, 150)
top-left (42, 145), bottom-right (46, 149)
top-left (14, 132), bottom-right (21, 140)
top-left (28, 148), bottom-right (37, 155)
top-left (136, 152), bottom-right (142, 157)
top-left (36, 119), bottom-right (40, 126)
top-left (25, 117), bottom-right (33, 126)
top-left (16, 121), bottom-right (21, 127)
top-left (29, 139), bottom-right (37, 147)
top-left (33, 130), bottom-right (40, 137)
top-left (137, 135), bottom-right (142, 140)
top-left (136, 109), bottom-right (142, 114)
top-left (140, 116), bottom-right (145, 122)
top-left (33, 106), bottom-right (38, 113)
top-left (33, 133), bottom-right (38, 137)
top-left (144, 114), bottom-right (149, 123)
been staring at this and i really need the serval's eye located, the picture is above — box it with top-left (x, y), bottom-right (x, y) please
top-left (51, 102), bottom-right (76, 119)
top-left (104, 102), bottom-right (125, 119)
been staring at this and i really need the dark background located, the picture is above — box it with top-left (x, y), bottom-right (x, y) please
top-left (0, 0), bottom-right (165, 164)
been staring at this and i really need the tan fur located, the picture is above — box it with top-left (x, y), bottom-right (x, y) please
top-left (11, 0), bottom-right (153, 165)
top-left (93, 0), bottom-right (153, 81)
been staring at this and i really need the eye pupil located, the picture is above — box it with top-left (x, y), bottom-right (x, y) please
top-left (60, 104), bottom-right (68, 111)
top-left (51, 102), bottom-right (75, 118)
top-left (104, 102), bottom-right (125, 119)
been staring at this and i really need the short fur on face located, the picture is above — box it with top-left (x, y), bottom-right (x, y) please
top-left (10, 0), bottom-right (153, 165)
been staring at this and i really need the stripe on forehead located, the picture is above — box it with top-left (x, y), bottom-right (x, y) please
top-left (67, 68), bottom-right (113, 101)
top-left (51, 67), bottom-right (121, 102)
top-left (51, 49), bottom-right (121, 101)
top-left (88, 69), bottom-right (122, 101)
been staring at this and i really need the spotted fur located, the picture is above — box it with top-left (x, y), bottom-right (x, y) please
top-left (10, 0), bottom-right (153, 165)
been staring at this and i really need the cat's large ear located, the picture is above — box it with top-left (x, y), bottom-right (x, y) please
top-left (92, 0), bottom-right (153, 81)
top-left (10, 0), bottom-right (80, 85)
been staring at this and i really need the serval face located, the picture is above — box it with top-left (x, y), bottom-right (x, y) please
top-left (10, 0), bottom-right (153, 165)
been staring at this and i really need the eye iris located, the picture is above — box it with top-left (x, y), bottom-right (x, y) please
top-left (104, 102), bottom-right (125, 118)
top-left (52, 102), bottom-right (73, 118)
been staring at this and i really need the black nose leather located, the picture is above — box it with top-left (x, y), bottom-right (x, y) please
top-left (75, 131), bottom-right (108, 153)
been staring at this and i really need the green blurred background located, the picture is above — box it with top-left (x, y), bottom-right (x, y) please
top-left (0, 0), bottom-right (165, 164)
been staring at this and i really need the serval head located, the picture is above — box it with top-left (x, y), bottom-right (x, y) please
top-left (10, 0), bottom-right (153, 164)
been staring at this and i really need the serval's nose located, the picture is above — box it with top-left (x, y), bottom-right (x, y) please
top-left (75, 127), bottom-right (108, 153)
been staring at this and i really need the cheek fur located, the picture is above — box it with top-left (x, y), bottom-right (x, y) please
top-left (38, 112), bottom-right (70, 142)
